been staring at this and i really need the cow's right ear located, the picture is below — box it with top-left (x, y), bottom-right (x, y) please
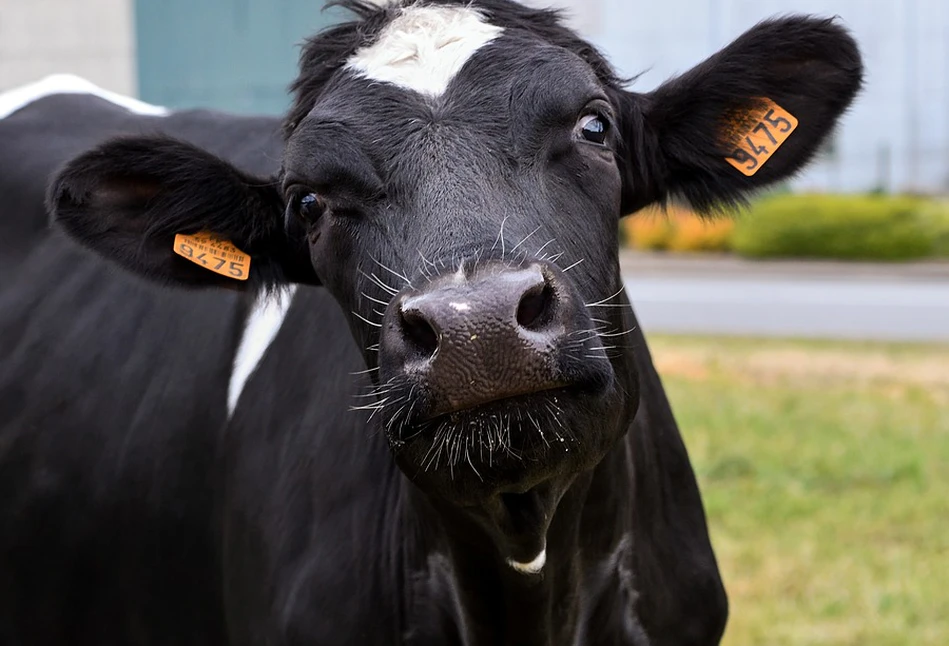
top-left (48, 136), bottom-right (320, 290)
top-left (614, 16), bottom-right (862, 215)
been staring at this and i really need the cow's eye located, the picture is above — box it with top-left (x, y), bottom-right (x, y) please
top-left (296, 192), bottom-right (325, 224)
top-left (578, 114), bottom-right (609, 145)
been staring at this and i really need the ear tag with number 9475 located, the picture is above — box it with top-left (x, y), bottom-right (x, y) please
top-left (173, 232), bottom-right (251, 281)
top-left (724, 98), bottom-right (799, 176)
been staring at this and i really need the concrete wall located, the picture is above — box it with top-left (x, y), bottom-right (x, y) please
top-left (0, 0), bottom-right (136, 95)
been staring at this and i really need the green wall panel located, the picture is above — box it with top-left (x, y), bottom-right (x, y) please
top-left (135, 0), bottom-right (344, 114)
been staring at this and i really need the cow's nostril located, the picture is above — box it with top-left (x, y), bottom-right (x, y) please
top-left (516, 282), bottom-right (555, 330)
top-left (400, 309), bottom-right (439, 359)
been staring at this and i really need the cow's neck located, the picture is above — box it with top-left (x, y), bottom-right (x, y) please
top-left (402, 460), bottom-right (632, 646)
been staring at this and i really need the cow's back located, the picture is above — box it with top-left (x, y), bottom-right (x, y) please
top-left (0, 81), bottom-right (284, 645)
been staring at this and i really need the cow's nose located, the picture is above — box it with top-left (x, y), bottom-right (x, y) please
top-left (381, 264), bottom-right (572, 417)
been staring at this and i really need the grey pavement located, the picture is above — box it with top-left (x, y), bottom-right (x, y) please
top-left (619, 252), bottom-right (949, 342)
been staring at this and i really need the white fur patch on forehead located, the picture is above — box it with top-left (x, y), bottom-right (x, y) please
top-left (345, 5), bottom-right (504, 98)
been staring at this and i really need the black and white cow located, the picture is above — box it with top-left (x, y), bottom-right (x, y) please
top-left (0, 1), bottom-right (862, 644)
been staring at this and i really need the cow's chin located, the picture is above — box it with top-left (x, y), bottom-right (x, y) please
top-left (388, 386), bottom-right (621, 508)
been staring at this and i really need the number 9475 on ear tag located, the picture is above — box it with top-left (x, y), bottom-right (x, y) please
top-left (724, 99), bottom-right (798, 177)
top-left (173, 232), bottom-right (251, 281)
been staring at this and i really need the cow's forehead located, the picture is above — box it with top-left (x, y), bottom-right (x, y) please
top-left (345, 4), bottom-right (504, 98)
top-left (283, 1), bottom-right (622, 138)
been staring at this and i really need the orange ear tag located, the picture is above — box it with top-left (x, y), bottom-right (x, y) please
top-left (173, 232), bottom-right (251, 281)
top-left (724, 98), bottom-right (799, 176)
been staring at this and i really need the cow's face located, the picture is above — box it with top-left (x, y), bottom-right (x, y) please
top-left (51, 0), bottom-right (861, 558)
top-left (280, 5), bottom-right (633, 505)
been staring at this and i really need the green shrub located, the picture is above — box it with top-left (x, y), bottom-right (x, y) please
top-left (919, 201), bottom-right (949, 258)
top-left (731, 195), bottom-right (938, 261)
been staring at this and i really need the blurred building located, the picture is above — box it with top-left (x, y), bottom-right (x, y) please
top-left (0, 0), bottom-right (137, 96)
top-left (1, 0), bottom-right (946, 194)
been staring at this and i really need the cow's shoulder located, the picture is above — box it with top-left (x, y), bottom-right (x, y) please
top-left (0, 74), bottom-right (169, 121)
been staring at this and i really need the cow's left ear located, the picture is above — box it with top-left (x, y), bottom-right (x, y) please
top-left (616, 15), bottom-right (863, 214)
top-left (49, 136), bottom-right (320, 290)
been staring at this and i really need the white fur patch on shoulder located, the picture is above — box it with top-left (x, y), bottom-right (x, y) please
top-left (345, 5), bottom-right (504, 98)
top-left (228, 287), bottom-right (298, 416)
top-left (0, 74), bottom-right (169, 120)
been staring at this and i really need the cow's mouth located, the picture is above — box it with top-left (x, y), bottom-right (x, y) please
top-left (384, 379), bottom-right (614, 489)
top-left (393, 386), bottom-right (579, 454)
top-left (418, 381), bottom-right (571, 423)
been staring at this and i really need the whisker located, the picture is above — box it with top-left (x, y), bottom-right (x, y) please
top-left (492, 216), bottom-right (510, 255)
top-left (509, 225), bottom-right (541, 254)
top-left (372, 256), bottom-right (413, 288)
top-left (418, 249), bottom-right (439, 271)
top-left (369, 272), bottom-right (399, 295)
top-left (353, 393), bottom-right (393, 401)
top-left (386, 403), bottom-right (408, 432)
top-left (349, 397), bottom-right (392, 411)
top-left (529, 412), bottom-right (549, 448)
top-left (562, 258), bottom-right (584, 273)
top-left (466, 442), bottom-right (483, 482)
top-left (597, 328), bottom-right (636, 338)
top-left (358, 269), bottom-right (399, 296)
top-left (569, 325), bottom-right (608, 336)
top-left (534, 239), bottom-right (556, 258)
top-left (586, 287), bottom-right (625, 307)
top-left (352, 311), bottom-right (382, 328)
top-left (361, 291), bottom-right (390, 307)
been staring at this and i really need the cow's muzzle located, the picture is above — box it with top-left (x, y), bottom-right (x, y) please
top-left (378, 260), bottom-right (610, 420)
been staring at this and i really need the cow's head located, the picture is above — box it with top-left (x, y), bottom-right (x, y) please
top-left (50, 0), bottom-right (861, 564)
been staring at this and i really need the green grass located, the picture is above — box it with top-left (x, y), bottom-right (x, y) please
top-left (647, 335), bottom-right (949, 646)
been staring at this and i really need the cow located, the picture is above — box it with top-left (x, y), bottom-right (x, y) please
top-left (0, 1), bottom-right (862, 644)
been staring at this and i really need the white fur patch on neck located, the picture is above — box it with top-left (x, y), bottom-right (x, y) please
top-left (228, 287), bottom-right (297, 416)
top-left (345, 5), bottom-right (504, 98)
top-left (0, 74), bottom-right (169, 120)
top-left (507, 548), bottom-right (547, 575)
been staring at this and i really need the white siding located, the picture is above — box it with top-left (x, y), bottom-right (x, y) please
top-left (0, 0), bottom-right (136, 96)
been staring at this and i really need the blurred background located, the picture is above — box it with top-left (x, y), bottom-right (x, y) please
top-left (1, 0), bottom-right (946, 644)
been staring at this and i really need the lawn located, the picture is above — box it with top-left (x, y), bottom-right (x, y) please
top-left (647, 335), bottom-right (949, 646)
